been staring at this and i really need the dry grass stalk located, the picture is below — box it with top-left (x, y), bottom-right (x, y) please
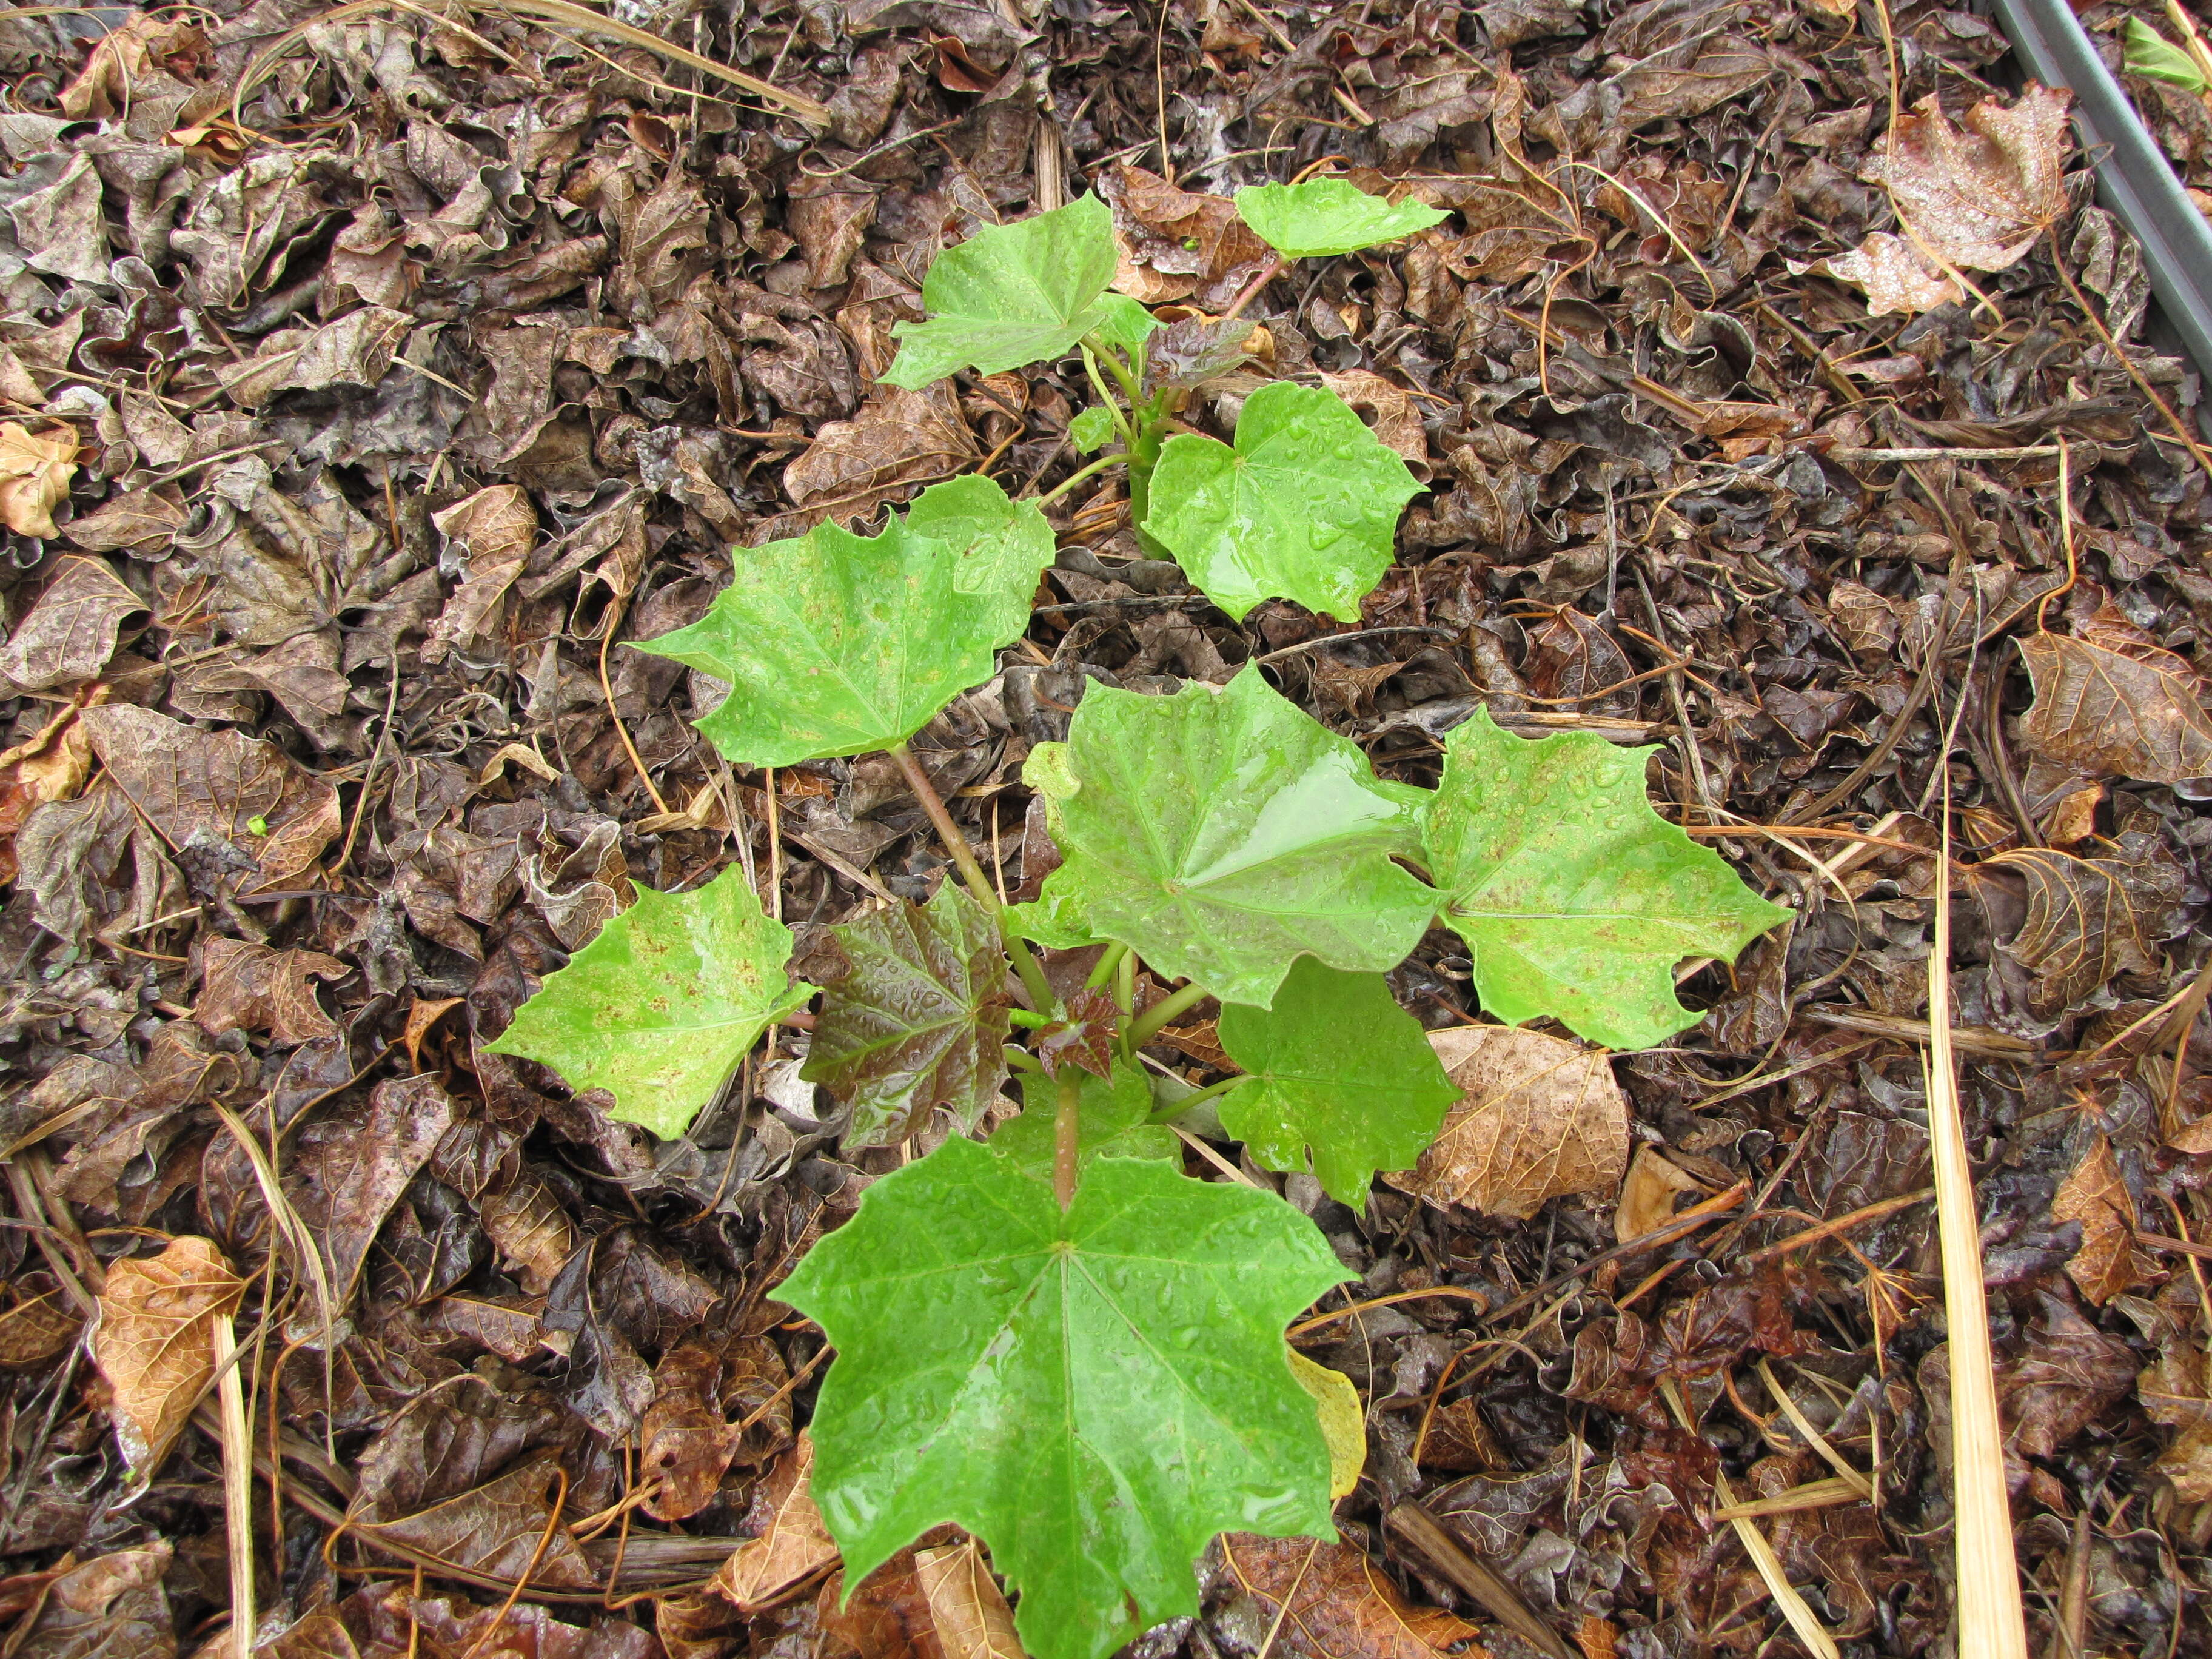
top-left (213, 1312), bottom-right (256, 1658)
top-left (1925, 816), bottom-right (2030, 1656)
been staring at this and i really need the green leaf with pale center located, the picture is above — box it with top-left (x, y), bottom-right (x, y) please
top-left (779, 1135), bottom-right (1349, 1659)
top-left (802, 882), bottom-right (1013, 1148)
top-left (1419, 707), bottom-right (1791, 1049)
top-left (2125, 16), bottom-right (2207, 91)
top-left (882, 195), bottom-right (1121, 389)
top-left (485, 866), bottom-right (813, 1139)
top-left (1215, 959), bottom-right (1456, 1210)
top-left (1142, 381), bottom-right (1421, 622)
top-left (635, 475), bottom-right (1051, 766)
top-left (1068, 405), bottom-right (1116, 452)
top-left (1086, 292), bottom-right (1160, 360)
top-left (1026, 668), bottom-right (1434, 1008)
top-left (988, 1061), bottom-right (1176, 1181)
top-left (1233, 178), bottom-right (1449, 260)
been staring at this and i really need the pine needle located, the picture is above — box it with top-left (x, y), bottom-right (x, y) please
top-left (1925, 810), bottom-right (2031, 1655)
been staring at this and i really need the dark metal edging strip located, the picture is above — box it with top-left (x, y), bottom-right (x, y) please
top-left (1986, 0), bottom-right (2212, 389)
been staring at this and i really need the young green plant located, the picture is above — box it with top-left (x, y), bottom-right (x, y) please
top-left (488, 175), bottom-right (1789, 1659)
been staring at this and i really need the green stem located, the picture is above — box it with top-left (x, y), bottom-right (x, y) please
top-left (1084, 942), bottom-right (1130, 991)
top-left (1126, 980), bottom-right (1211, 1048)
top-left (1116, 947), bottom-right (1135, 1017)
top-left (1032, 453), bottom-right (1120, 509)
top-left (1153, 1071), bottom-right (1249, 1118)
top-left (1053, 1070), bottom-right (1082, 1209)
top-left (1001, 917), bottom-right (1058, 1017)
top-left (1007, 1008), bottom-right (1051, 1029)
top-left (1127, 398), bottom-right (1168, 541)
top-left (1079, 346), bottom-right (1134, 444)
top-left (1005, 1045), bottom-right (1046, 1073)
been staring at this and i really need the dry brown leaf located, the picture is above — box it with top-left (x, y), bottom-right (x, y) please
top-left (711, 1431), bottom-right (840, 1609)
top-left (2139, 1305), bottom-right (2212, 1502)
top-left (1101, 164), bottom-right (1273, 312)
top-left (2049, 1134), bottom-right (2154, 1305)
top-left (915, 1539), bottom-right (1027, 1659)
top-left (0, 423), bottom-right (79, 540)
top-left (0, 1283), bottom-right (80, 1369)
top-left (92, 1235), bottom-right (244, 1477)
top-left (426, 484), bottom-right (538, 663)
top-left (777, 385), bottom-right (979, 532)
top-left (193, 936), bottom-right (350, 1047)
top-left (1615, 1144), bottom-right (1709, 1244)
top-left (3, 1543), bottom-right (175, 1659)
top-left (62, 488), bottom-right (188, 556)
top-left (0, 697), bottom-right (97, 886)
top-left (1978, 848), bottom-right (2156, 1022)
top-left (641, 1343), bottom-right (746, 1522)
top-left (1318, 370), bottom-right (1430, 475)
top-left (1220, 1534), bottom-right (1484, 1659)
top-left (1866, 85), bottom-right (2071, 272)
top-left (1813, 232), bottom-right (1962, 317)
top-left (57, 12), bottom-right (208, 118)
top-left (2019, 631), bottom-right (2212, 784)
top-left (478, 1176), bottom-right (577, 1295)
top-left (349, 1455), bottom-right (597, 1589)
top-left (1387, 1027), bottom-right (1629, 1221)
top-left (0, 558), bottom-right (144, 691)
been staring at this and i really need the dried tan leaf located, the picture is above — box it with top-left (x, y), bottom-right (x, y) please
top-left (0, 1284), bottom-right (80, 1369)
top-left (193, 936), bottom-right (350, 1047)
top-left (1220, 1534), bottom-right (1483, 1658)
top-left (1318, 370), bottom-right (1430, 475)
top-left (0, 697), bottom-right (97, 885)
top-left (1978, 848), bottom-right (2156, 1021)
top-left (0, 558), bottom-right (144, 691)
top-left (0, 423), bottom-right (79, 540)
top-left (2139, 1307), bottom-right (2212, 1502)
top-left (349, 1455), bottom-right (597, 1588)
top-left (915, 1539), bottom-right (1027, 1659)
top-left (777, 385), bottom-right (979, 532)
top-left (2019, 631), bottom-right (2212, 784)
top-left (1387, 1027), bottom-right (1629, 1221)
top-left (2049, 1134), bottom-right (2152, 1305)
top-left (1814, 232), bottom-right (1963, 317)
top-left (711, 1432), bottom-right (840, 1609)
top-left (1866, 86), bottom-right (2072, 272)
top-left (92, 1235), bottom-right (244, 1476)
top-left (1615, 1144), bottom-right (1709, 1244)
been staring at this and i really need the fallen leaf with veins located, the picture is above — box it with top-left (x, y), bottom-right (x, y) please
top-left (92, 1235), bottom-right (245, 1477)
top-left (712, 1432), bottom-right (841, 1609)
top-left (2049, 1134), bottom-right (2153, 1305)
top-left (1814, 232), bottom-right (1963, 317)
top-left (1387, 1025), bottom-right (1629, 1221)
top-left (917, 1537), bottom-right (1030, 1659)
top-left (2020, 629), bottom-right (2212, 784)
top-left (1219, 1533), bottom-right (1482, 1658)
top-left (1865, 85), bottom-right (2072, 272)
top-left (0, 423), bottom-right (79, 539)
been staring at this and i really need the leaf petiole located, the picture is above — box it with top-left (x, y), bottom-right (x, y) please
top-left (1159, 1071), bottom-right (1250, 1115)
top-left (1005, 1045), bottom-right (1047, 1074)
top-left (1126, 979), bottom-right (1212, 1048)
top-left (1031, 453), bottom-right (1121, 509)
top-left (1078, 345), bottom-right (1134, 443)
top-left (1083, 942), bottom-right (1130, 990)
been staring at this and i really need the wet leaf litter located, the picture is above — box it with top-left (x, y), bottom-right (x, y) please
top-left (1, 0), bottom-right (2210, 1657)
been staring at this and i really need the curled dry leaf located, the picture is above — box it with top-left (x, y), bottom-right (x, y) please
top-left (194, 935), bottom-right (351, 1047)
top-left (1977, 848), bottom-right (2156, 1023)
top-left (0, 1282), bottom-right (80, 1369)
top-left (0, 697), bottom-right (97, 885)
top-left (1811, 232), bottom-right (1962, 318)
top-left (2, 1543), bottom-right (175, 1659)
top-left (2019, 631), bottom-right (2212, 785)
top-left (1615, 1144), bottom-right (1710, 1244)
top-left (1865, 85), bottom-right (2072, 272)
top-left (1219, 1533), bottom-right (1481, 1659)
top-left (1386, 1025), bottom-right (1629, 1221)
top-left (711, 1432), bottom-right (841, 1610)
top-left (349, 1455), bottom-right (597, 1589)
top-left (92, 1235), bottom-right (245, 1477)
top-left (0, 557), bottom-right (144, 691)
top-left (916, 1538), bottom-right (1028, 1659)
top-left (2048, 1134), bottom-right (2153, 1305)
top-left (779, 385), bottom-right (979, 531)
top-left (2138, 1302), bottom-right (2212, 1502)
top-left (0, 423), bottom-right (79, 539)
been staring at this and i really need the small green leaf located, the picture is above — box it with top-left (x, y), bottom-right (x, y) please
top-left (882, 195), bottom-right (1121, 389)
top-left (1086, 292), bottom-right (1160, 360)
top-left (486, 866), bottom-right (813, 1139)
top-left (1215, 959), bottom-right (1457, 1210)
top-left (1027, 668), bottom-right (1434, 1008)
top-left (636, 475), bottom-right (1051, 766)
top-left (1233, 177), bottom-right (1449, 260)
top-left (1068, 405), bottom-right (1116, 452)
top-left (1420, 708), bottom-right (1791, 1049)
top-left (1142, 381), bottom-right (1421, 622)
top-left (779, 1135), bottom-right (1350, 1659)
top-left (2125, 16), bottom-right (2207, 90)
top-left (801, 882), bottom-right (1013, 1148)
top-left (988, 1061), bottom-right (1176, 1181)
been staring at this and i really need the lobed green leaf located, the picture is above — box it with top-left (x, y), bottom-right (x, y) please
top-left (779, 1136), bottom-right (1349, 1659)
top-left (1142, 381), bottom-right (1421, 622)
top-left (1025, 668), bottom-right (1434, 1008)
top-left (636, 474), bottom-right (1051, 767)
top-left (1233, 177), bottom-right (1449, 260)
top-left (1215, 959), bottom-right (1458, 1210)
top-left (1419, 708), bottom-right (1791, 1049)
top-left (882, 195), bottom-right (1122, 388)
top-left (484, 866), bottom-right (813, 1139)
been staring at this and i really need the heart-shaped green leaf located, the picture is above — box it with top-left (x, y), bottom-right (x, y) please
top-left (1215, 959), bottom-right (1457, 1210)
top-left (882, 195), bottom-right (1121, 389)
top-left (485, 865), bottom-right (813, 1139)
top-left (801, 882), bottom-right (1013, 1148)
top-left (636, 475), bottom-right (1051, 766)
top-left (1233, 178), bottom-right (1449, 260)
top-left (1026, 668), bottom-right (1434, 1008)
top-left (988, 1061), bottom-right (1176, 1181)
top-left (1142, 381), bottom-right (1421, 622)
top-left (1420, 708), bottom-right (1791, 1049)
top-left (779, 1134), bottom-right (1349, 1659)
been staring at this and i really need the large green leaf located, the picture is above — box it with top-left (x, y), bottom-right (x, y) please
top-left (635, 475), bottom-right (1051, 766)
top-left (1025, 668), bottom-right (1434, 1008)
top-left (779, 1135), bottom-right (1349, 1659)
top-left (485, 866), bottom-right (813, 1139)
top-left (2125, 16), bottom-right (2207, 91)
top-left (1419, 708), bottom-right (1791, 1049)
top-left (1214, 959), bottom-right (1456, 1210)
top-left (882, 195), bottom-right (1121, 389)
top-left (801, 882), bottom-right (1013, 1148)
top-left (1233, 178), bottom-right (1449, 260)
top-left (1142, 381), bottom-right (1421, 622)
top-left (988, 1061), bottom-right (1176, 1181)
